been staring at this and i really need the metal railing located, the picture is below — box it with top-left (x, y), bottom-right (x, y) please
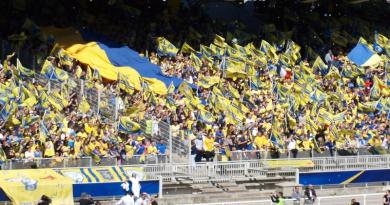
top-left (179, 193), bottom-right (384, 205)
top-left (0, 154), bottom-right (168, 170)
top-left (215, 148), bottom-right (390, 162)
top-left (2, 155), bottom-right (390, 183)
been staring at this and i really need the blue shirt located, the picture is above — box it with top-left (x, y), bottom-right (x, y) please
top-left (156, 143), bottom-right (167, 154)
top-left (136, 146), bottom-right (145, 155)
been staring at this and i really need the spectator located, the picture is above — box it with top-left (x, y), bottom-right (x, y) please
top-left (291, 186), bottom-right (301, 205)
top-left (37, 195), bottom-right (52, 205)
top-left (156, 140), bottom-right (167, 155)
top-left (270, 191), bottom-right (285, 205)
top-left (304, 185), bottom-right (317, 204)
top-left (384, 190), bottom-right (390, 205)
top-left (350, 198), bottom-right (360, 205)
top-left (79, 192), bottom-right (94, 205)
top-left (116, 191), bottom-right (135, 205)
top-left (135, 192), bottom-right (149, 205)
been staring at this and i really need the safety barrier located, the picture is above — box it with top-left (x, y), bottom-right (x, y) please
top-left (215, 148), bottom-right (390, 162)
top-left (179, 193), bottom-right (384, 205)
top-left (0, 154), bottom-right (168, 170)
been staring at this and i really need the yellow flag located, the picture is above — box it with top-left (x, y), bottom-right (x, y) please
top-left (79, 97), bottom-right (90, 114)
top-left (180, 42), bottom-right (196, 53)
top-left (213, 34), bottom-right (227, 48)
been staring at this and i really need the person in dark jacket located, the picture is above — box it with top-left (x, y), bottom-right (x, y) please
top-left (37, 195), bottom-right (52, 205)
top-left (304, 185), bottom-right (317, 204)
top-left (79, 192), bottom-right (94, 205)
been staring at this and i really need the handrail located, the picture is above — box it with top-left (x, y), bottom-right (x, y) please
top-left (178, 193), bottom-right (384, 205)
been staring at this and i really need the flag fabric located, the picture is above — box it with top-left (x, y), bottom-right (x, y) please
top-left (226, 58), bottom-right (247, 78)
top-left (199, 109), bottom-right (215, 124)
top-left (180, 42), bottom-right (196, 54)
top-left (347, 43), bottom-right (381, 67)
top-left (41, 60), bottom-right (69, 82)
top-left (200, 44), bottom-right (212, 57)
top-left (48, 92), bottom-right (68, 111)
top-left (156, 37), bottom-right (178, 57)
top-left (312, 56), bottom-right (328, 73)
top-left (374, 32), bottom-right (388, 53)
top-left (190, 52), bottom-right (202, 71)
top-left (210, 44), bottom-right (225, 57)
top-left (260, 40), bottom-right (278, 60)
top-left (118, 73), bottom-right (135, 94)
top-left (79, 97), bottom-right (90, 114)
top-left (16, 59), bottom-right (34, 77)
top-left (213, 34), bottom-right (227, 48)
top-left (118, 117), bottom-right (141, 134)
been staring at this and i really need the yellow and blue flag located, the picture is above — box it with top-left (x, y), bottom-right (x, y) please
top-left (48, 92), bottom-right (68, 111)
top-left (118, 117), bottom-right (141, 134)
top-left (348, 43), bottom-right (381, 67)
top-left (156, 37), bottom-right (178, 57)
top-left (213, 34), bottom-right (227, 48)
top-left (16, 59), bottom-right (34, 77)
top-left (180, 42), bottom-right (196, 54)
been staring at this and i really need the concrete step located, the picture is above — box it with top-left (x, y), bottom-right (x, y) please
top-left (201, 187), bottom-right (224, 194)
top-left (191, 183), bottom-right (215, 189)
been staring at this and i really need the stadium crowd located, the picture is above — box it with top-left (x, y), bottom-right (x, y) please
top-left (0, 29), bottom-right (389, 165)
top-left (0, 0), bottom-right (389, 164)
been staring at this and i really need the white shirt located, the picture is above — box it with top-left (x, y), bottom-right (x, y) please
top-left (195, 138), bottom-right (203, 150)
top-left (116, 195), bottom-right (134, 205)
top-left (288, 140), bottom-right (297, 151)
top-left (325, 53), bottom-right (333, 63)
top-left (129, 177), bottom-right (140, 198)
top-left (25, 150), bottom-right (35, 159)
top-left (135, 198), bottom-right (149, 205)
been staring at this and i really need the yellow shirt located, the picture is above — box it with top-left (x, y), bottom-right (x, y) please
top-left (302, 140), bottom-right (313, 149)
top-left (368, 138), bottom-right (382, 147)
top-left (74, 141), bottom-right (81, 156)
top-left (147, 146), bottom-right (158, 154)
top-left (254, 136), bottom-right (268, 149)
top-left (204, 137), bottom-right (215, 152)
top-left (44, 142), bottom-right (55, 157)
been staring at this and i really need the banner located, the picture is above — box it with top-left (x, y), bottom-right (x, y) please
top-left (0, 169), bottom-right (73, 205)
top-left (58, 166), bottom-right (144, 183)
top-left (264, 160), bottom-right (314, 168)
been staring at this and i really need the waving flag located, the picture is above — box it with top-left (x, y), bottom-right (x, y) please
top-left (213, 34), bottom-right (227, 48)
top-left (16, 59), bottom-right (34, 77)
top-left (180, 42), bottom-right (196, 54)
top-left (118, 117), bottom-right (141, 134)
top-left (348, 43), bottom-right (381, 67)
top-left (156, 37), bottom-right (178, 57)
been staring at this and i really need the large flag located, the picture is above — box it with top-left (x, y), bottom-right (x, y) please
top-left (347, 43), bottom-right (381, 67)
top-left (156, 37), bottom-right (178, 56)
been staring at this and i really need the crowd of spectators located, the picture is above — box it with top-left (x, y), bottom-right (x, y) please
top-left (0, 1), bottom-right (389, 165)
top-left (0, 30), bottom-right (389, 165)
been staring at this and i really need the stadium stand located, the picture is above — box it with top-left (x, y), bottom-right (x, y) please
top-left (0, 0), bottom-right (389, 204)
